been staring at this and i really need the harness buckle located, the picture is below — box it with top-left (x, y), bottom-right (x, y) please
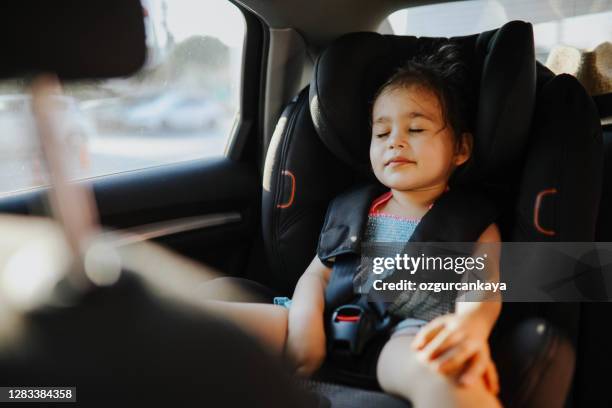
top-left (329, 304), bottom-right (381, 356)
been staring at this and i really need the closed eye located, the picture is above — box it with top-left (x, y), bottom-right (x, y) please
top-left (375, 132), bottom-right (390, 138)
top-left (409, 128), bottom-right (424, 133)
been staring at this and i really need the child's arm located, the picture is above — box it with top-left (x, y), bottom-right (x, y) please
top-left (285, 256), bottom-right (332, 377)
top-left (454, 222), bottom-right (502, 348)
top-left (412, 223), bottom-right (502, 393)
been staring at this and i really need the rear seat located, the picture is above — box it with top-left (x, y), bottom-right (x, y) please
top-left (595, 93), bottom-right (612, 241)
top-left (574, 91), bottom-right (611, 407)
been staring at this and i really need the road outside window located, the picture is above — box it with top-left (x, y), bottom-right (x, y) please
top-left (0, 0), bottom-right (245, 195)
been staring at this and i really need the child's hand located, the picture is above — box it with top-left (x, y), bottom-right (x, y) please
top-left (286, 309), bottom-right (327, 377)
top-left (411, 313), bottom-right (499, 394)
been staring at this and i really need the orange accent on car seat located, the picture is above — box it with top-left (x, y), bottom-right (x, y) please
top-left (534, 188), bottom-right (558, 236)
top-left (336, 315), bottom-right (360, 322)
top-left (277, 170), bottom-right (296, 209)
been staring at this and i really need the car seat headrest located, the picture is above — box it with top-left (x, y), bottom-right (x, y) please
top-left (309, 20), bottom-right (536, 187)
top-left (0, 0), bottom-right (146, 79)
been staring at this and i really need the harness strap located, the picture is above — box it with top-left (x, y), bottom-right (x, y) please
top-left (324, 255), bottom-right (394, 317)
top-left (324, 255), bottom-right (360, 314)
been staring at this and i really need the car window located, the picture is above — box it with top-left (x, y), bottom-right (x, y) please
top-left (0, 0), bottom-right (245, 195)
top-left (385, 0), bottom-right (611, 63)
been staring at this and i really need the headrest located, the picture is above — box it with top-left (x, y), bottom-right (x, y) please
top-left (546, 42), bottom-right (612, 96)
top-left (0, 0), bottom-right (145, 79)
top-left (309, 21), bottom-right (536, 186)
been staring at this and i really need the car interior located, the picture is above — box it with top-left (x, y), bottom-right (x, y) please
top-left (0, 0), bottom-right (611, 407)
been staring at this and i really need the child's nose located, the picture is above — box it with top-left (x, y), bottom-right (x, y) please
top-left (388, 129), bottom-right (406, 149)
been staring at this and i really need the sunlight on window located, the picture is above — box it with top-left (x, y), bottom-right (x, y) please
top-left (387, 0), bottom-right (612, 62)
top-left (165, 0), bottom-right (245, 47)
top-left (0, 0), bottom-right (246, 195)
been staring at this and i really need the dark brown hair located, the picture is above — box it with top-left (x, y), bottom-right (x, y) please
top-left (371, 43), bottom-right (473, 145)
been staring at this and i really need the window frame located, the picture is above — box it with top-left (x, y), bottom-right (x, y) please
top-left (224, 1), bottom-right (269, 174)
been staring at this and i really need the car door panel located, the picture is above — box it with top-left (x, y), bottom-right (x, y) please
top-left (0, 157), bottom-right (259, 276)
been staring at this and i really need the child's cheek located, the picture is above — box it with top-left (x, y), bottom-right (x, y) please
top-left (370, 145), bottom-right (384, 171)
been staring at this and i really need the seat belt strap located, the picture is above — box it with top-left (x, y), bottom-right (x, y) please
top-left (324, 255), bottom-right (360, 314)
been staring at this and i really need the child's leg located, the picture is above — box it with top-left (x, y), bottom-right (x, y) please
top-left (377, 334), bottom-right (502, 408)
top-left (204, 300), bottom-right (289, 356)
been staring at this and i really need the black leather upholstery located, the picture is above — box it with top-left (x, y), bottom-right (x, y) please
top-left (576, 114), bottom-right (611, 407)
top-left (514, 70), bottom-right (603, 243)
top-left (309, 21), bottom-right (536, 187)
top-left (596, 125), bottom-right (612, 242)
top-left (261, 20), bottom-right (603, 407)
top-left (261, 88), bottom-right (356, 293)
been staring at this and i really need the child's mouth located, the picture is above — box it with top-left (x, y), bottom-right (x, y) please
top-left (385, 158), bottom-right (416, 167)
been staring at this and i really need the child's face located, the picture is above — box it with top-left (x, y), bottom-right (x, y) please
top-left (370, 85), bottom-right (470, 192)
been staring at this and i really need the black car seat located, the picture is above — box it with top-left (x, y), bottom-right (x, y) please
top-left (260, 21), bottom-right (603, 407)
top-left (573, 91), bottom-right (612, 407)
